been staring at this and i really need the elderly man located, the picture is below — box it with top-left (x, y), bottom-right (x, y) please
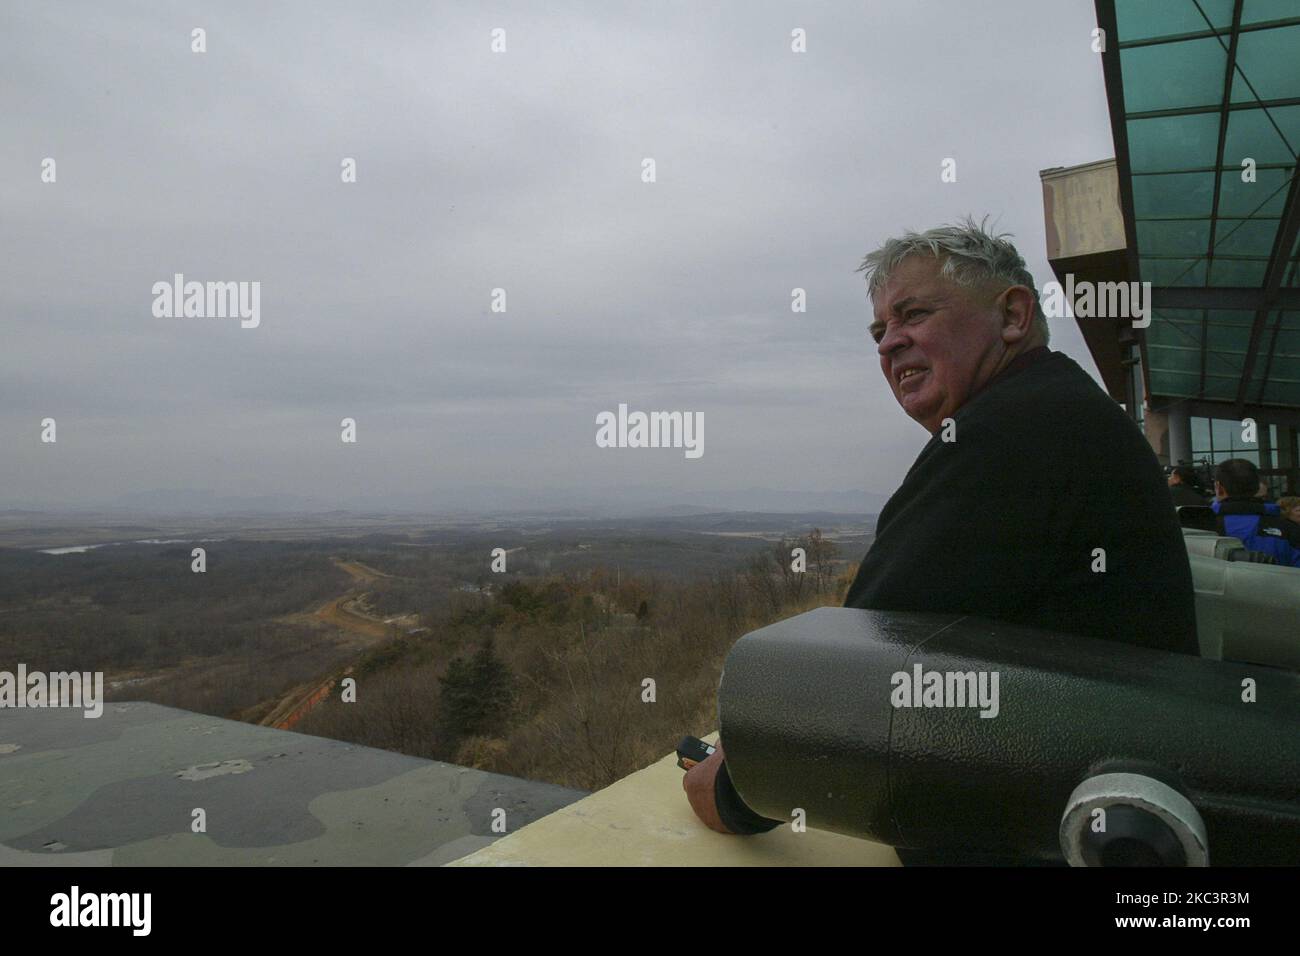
top-left (684, 219), bottom-right (1200, 849)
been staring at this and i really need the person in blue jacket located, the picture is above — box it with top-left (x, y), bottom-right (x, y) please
top-left (1211, 458), bottom-right (1300, 568)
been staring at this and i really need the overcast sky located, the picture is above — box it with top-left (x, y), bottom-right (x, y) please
top-left (1, 0), bottom-right (1117, 514)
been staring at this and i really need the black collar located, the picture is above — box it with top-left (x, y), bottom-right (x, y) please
top-left (1216, 496), bottom-right (1272, 515)
top-left (966, 346), bottom-right (1052, 404)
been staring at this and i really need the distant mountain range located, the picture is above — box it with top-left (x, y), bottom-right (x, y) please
top-left (3, 485), bottom-right (892, 518)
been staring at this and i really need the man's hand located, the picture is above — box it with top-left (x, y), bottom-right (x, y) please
top-left (682, 738), bottom-right (734, 834)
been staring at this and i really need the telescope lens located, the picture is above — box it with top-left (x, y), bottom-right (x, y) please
top-left (1084, 805), bottom-right (1188, 867)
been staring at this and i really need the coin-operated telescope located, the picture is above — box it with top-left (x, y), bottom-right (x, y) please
top-left (718, 608), bottom-right (1300, 865)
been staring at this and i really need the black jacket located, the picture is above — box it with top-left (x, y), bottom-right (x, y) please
top-left (1169, 483), bottom-right (1209, 507)
top-left (715, 349), bottom-right (1201, 855)
top-left (844, 349), bottom-right (1199, 656)
top-left (1212, 496), bottom-right (1300, 567)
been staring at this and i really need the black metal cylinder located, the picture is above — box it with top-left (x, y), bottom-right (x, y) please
top-left (718, 607), bottom-right (1300, 864)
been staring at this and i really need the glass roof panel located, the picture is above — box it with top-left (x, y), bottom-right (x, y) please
top-left (1147, 315), bottom-right (1198, 348)
top-left (1256, 354), bottom-right (1300, 391)
top-left (1264, 334), bottom-right (1300, 380)
top-left (1222, 105), bottom-right (1300, 165)
top-left (1265, 360), bottom-right (1300, 377)
top-left (1216, 165), bottom-right (1292, 216)
top-left (1154, 307), bottom-right (1206, 323)
top-left (1115, 0), bottom-right (1234, 42)
top-left (1122, 38), bottom-right (1226, 113)
top-left (1259, 380), bottom-right (1300, 404)
top-left (1210, 309), bottom-right (1261, 326)
top-left (1147, 369), bottom-right (1200, 398)
top-left (1127, 113), bottom-right (1220, 172)
top-left (1208, 257), bottom-right (1270, 285)
top-left (1212, 216), bottom-right (1283, 257)
top-left (1140, 256), bottom-right (1208, 285)
top-left (1132, 171), bottom-right (1215, 217)
top-left (1202, 374), bottom-right (1242, 400)
top-left (1241, 0), bottom-right (1300, 26)
top-left (1148, 344), bottom-right (1202, 373)
top-left (1205, 323), bottom-right (1251, 351)
top-left (1230, 25), bottom-right (1300, 103)
top-left (1137, 218), bottom-right (1212, 255)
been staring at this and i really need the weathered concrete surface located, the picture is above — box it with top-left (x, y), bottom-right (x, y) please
top-left (1040, 158), bottom-right (1125, 260)
top-left (0, 702), bottom-right (584, 866)
top-left (451, 733), bottom-right (902, 866)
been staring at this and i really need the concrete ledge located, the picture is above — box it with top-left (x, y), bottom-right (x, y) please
top-left (450, 733), bottom-right (901, 866)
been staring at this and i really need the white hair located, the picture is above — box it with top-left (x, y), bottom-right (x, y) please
top-left (856, 215), bottom-right (1049, 345)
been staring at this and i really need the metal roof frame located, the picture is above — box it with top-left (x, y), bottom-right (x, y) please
top-left (1239, 167), bottom-right (1300, 406)
top-left (1094, 0), bottom-right (1300, 410)
top-left (1094, 0), bottom-right (1149, 401)
top-left (1203, 0), bottom-right (1244, 397)
top-left (1116, 15), bottom-right (1300, 49)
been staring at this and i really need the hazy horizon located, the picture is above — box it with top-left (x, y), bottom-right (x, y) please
top-left (0, 482), bottom-right (894, 518)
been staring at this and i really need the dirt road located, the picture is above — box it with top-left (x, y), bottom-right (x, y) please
top-left (331, 559), bottom-right (396, 584)
top-left (259, 558), bottom-right (404, 728)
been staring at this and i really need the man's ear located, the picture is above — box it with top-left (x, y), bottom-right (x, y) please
top-left (998, 286), bottom-right (1038, 344)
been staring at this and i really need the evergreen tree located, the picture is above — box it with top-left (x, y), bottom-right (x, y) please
top-left (438, 638), bottom-right (514, 738)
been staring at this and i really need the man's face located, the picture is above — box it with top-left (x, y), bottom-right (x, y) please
top-left (869, 256), bottom-right (1010, 434)
top-left (1168, 473), bottom-right (1182, 487)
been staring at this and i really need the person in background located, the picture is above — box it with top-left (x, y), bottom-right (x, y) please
top-left (1278, 496), bottom-right (1300, 526)
top-left (1212, 458), bottom-right (1300, 568)
top-left (1168, 465), bottom-right (1209, 507)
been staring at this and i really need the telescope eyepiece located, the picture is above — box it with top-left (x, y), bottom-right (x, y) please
top-left (1060, 771), bottom-right (1208, 867)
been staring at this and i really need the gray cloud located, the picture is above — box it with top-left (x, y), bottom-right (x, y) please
top-left (1, 0), bottom-right (1115, 511)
